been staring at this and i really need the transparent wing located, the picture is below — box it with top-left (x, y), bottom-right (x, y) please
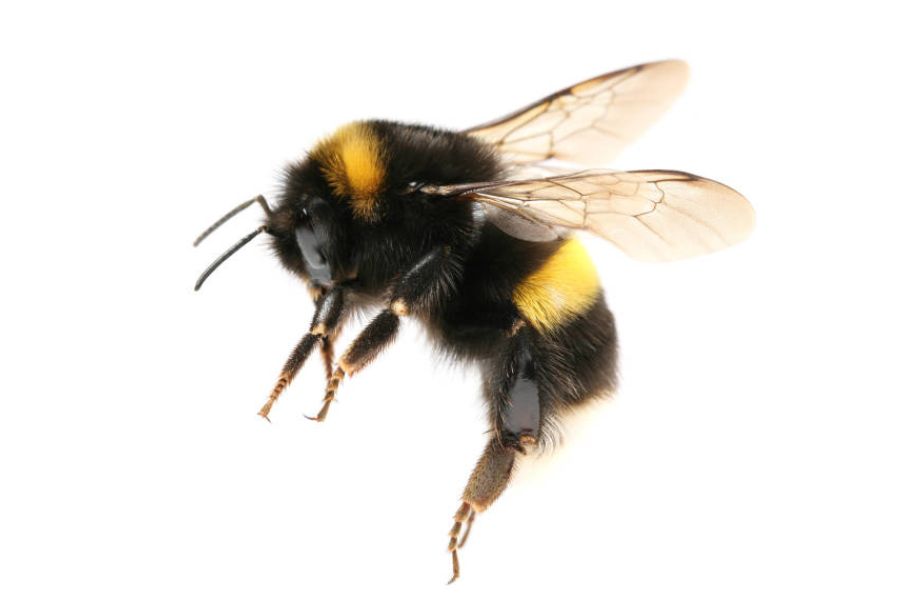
top-left (465, 60), bottom-right (690, 166)
top-left (424, 170), bottom-right (754, 261)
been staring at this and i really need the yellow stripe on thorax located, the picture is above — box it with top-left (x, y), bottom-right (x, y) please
top-left (310, 122), bottom-right (385, 220)
top-left (512, 239), bottom-right (600, 333)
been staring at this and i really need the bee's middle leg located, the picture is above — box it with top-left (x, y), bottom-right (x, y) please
top-left (307, 246), bottom-right (459, 422)
top-left (305, 309), bottom-right (401, 422)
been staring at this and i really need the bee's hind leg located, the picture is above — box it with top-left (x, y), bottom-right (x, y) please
top-left (447, 439), bottom-right (518, 583)
top-left (447, 327), bottom-right (543, 583)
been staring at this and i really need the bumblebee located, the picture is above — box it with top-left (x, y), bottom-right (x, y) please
top-left (194, 60), bottom-right (754, 583)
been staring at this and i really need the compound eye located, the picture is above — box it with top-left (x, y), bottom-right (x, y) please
top-left (295, 223), bottom-right (331, 282)
top-left (295, 225), bottom-right (326, 267)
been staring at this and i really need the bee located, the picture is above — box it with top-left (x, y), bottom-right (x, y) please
top-left (194, 60), bottom-right (754, 583)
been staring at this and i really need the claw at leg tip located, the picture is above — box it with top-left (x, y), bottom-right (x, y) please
top-left (448, 547), bottom-right (460, 584)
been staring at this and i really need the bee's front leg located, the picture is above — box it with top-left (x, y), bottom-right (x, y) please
top-left (257, 285), bottom-right (345, 420)
top-left (307, 246), bottom-right (459, 422)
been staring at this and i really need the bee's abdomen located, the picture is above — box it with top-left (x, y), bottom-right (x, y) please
top-left (512, 238), bottom-right (600, 333)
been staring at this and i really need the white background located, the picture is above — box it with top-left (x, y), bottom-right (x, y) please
top-left (2, 1), bottom-right (898, 598)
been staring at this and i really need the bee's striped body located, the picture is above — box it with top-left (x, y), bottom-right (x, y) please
top-left (274, 120), bottom-right (618, 457)
top-left (512, 237), bottom-right (601, 334)
top-left (195, 60), bottom-right (750, 583)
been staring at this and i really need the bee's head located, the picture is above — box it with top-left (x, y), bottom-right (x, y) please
top-left (192, 124), bottom-right (372, 292)
top-left (265, 157), bottom-right (354, 288)
top-left (262, 121), bottom-right (389, 288)
top-left (192, 161), bottom-right (352, 292)
top-left (193, 119), bottom-right (495, 292)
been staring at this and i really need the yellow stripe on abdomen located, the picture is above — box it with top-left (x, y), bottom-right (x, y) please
top-left (512, 239), bottom-right (600, 333)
